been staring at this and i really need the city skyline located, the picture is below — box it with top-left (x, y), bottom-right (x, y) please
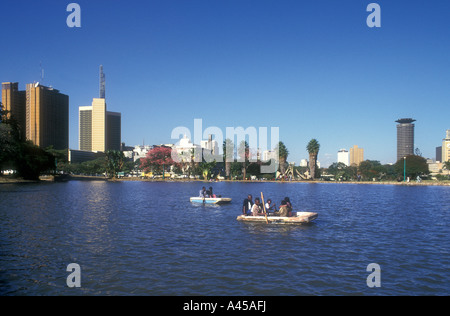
top-left (1, 1), bottom-right (449, 167)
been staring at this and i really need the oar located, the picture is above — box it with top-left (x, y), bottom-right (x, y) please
top-left (260, 192), bottom-right (269, 224)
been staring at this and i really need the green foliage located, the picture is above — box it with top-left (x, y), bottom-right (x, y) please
top-left (328, 162), bottom-right (357, 180)
top-left (15, 141), bottom-right (54, 180)
top-left (358, 160), bottom-right (383, 180)
top-left (394, 155), bottom-right (429, 179)
top-left (199, 160), bottom-right (217, 180)
top-left (1, 102), bottom-right (55, 180)
top-left (306, 139), bottom-right (320, 179)
top-left (105, 150), bottom-right (125, 178)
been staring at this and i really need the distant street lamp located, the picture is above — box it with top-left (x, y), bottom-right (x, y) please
top-left (403, 157), bottom-right (406, 182)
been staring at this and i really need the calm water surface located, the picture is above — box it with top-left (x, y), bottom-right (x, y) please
top-left (0, 181), bottom-right (449, 295)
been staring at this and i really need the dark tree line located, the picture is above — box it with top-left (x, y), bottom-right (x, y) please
top-left (0, 103), bottom-right (56, 180)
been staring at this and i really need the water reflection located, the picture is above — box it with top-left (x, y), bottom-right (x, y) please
top-left (0, 181), bottom-right (449, 295)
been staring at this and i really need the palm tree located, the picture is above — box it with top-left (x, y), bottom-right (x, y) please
top-left (276, 141), bottom-right (289, 175)
top-left (306, 139), bottom-right (320, 180)
top-left (238, 140), bottom-right (249, 180)
top-left (223, 138), bottom-right (234, 180)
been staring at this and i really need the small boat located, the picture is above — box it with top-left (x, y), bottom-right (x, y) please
top-left (190, 197), bottom-right (232, 205)
top-left (236, 211), bottom-right (318, 224)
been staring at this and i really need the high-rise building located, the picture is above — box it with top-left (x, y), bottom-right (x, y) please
top-left (442, 130), bottom-right (450, 162)
top-left (2, 82), bottom-right (69, 149)
top-left (396, 118), bottom-right (415, 161)
top-left (91, 98), bottom-right (107, 152)
top-left (350, 145), bottom-right (364, 166)
top-left (1, 82), bottom-right (26, 137)
top-left (79, 99), bottom-right (121, 152)
top-left (79, 106), bottom-right (92, 151)
top-left (25, 83), bottom-right (69, 150)
top-left (436, 146), bottom-right (442, 163)
top-left (78, 66), bottom-right (121, 152)
top-left (337, 149), bottom-right (349, 166)
top-left (106, 111), bottom-right (121, 151)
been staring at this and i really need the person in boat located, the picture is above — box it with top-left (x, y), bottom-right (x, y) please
top-left (274, 200), bottom-right (289, 217)
top-left (242, 194), bottom-right (253, 216)
top-left (199, 187), bottom-right (207, 198)
top-left (205, 190), bottom-right (211, 198)
top-left (265, 199), bottom-right (277, 213)
top-left (209, 187), bottom-right (216, 198)
top-left (284, 197), bottom-right (293, 216)
top-left (251, 198), bottom-right (265, 216)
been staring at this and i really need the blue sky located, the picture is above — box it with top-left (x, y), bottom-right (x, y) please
top-left (1, 0), bottom-right (449, 166)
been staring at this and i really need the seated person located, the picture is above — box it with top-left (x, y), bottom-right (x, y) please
top-left (199, 187), bottom-right (207, 198)
top-left (265, 199), bottom-right (277, 213)
top-left (284, 197), bottom-right (293, 216)
top-left (274, 200), bottom-right (290, 217)
top-left (242, 194), bottom-right (253, 216)
top-left (251, 198), bottom-right (265, 216)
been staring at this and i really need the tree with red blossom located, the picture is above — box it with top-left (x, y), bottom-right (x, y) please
top-left (140, 146), bottom-right (177, 175)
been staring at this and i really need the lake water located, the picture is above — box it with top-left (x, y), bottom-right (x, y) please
top-left (0, 180), bottom-right (449, 296)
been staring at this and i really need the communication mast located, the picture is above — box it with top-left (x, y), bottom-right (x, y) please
top-left (99, 65), bottom-right (105, 99)
top-left (40, 61), bottom-right (44, 84)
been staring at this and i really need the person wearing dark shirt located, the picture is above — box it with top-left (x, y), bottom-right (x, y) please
top-left (242, 194), bottom-right (253, 216)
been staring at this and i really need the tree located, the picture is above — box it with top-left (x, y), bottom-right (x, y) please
top-left (15, 140), bottom-right (54, 180)
top-left (237, 140), bottom-right (250, 180)
top-left (1, 102), bottom-right (53, 180)
top-left (0, 102), bottom-right (20, 172)
top-left (105, 150), bottom-right (125, 178)
top-left (394, 155), bottom-right (429, 179)
top-left (306, 139), bottom-right (320, 180)
top-left (276, 141), bottom-right (289, 175)
top-left (140, 146), bottom-right (177, 175)
top-left (327, 162), bottom-right (349, 180)
top-left (199, 160), bottom-right (217, 180)
top-left (359, 160), bottom-right (383, 180)
top-left (223, 138), bottom-right (234, 179)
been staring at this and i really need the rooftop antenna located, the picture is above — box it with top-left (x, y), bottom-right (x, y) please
top-left (99, 65), bottom-right (105, 99)
top-left (40, 61), bottom-right (44, 84)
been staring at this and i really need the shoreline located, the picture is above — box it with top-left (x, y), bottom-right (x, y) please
top-left (2, 175), bottom-right (449, 187)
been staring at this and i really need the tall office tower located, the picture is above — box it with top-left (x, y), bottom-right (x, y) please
top-left (91, 98), bottom-right (107, 152)
top-left (436, 146), bottom-right (442, 162)
top-left (396, 118), bottom-right (416, 161)
top-left (350, 145), bottom-right (364, 166)
top-left (79, 106), bottom-right (92, 151)
top-left (26, 83), bottom-right (69, 149)
top-left (1, 82), bottom-right (26, 137)
top-left (337, 149), bottom-right (350, 166)
top-left (442, 130), bottom-right (450, 162)
top-left (106, 111), bottom-right (121, 151)
top-left (79, 66), bottom-right (121, 152)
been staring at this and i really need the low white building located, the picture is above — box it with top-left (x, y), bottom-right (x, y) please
top-left (299, 159), bottom-right (308, 167)
top-left (262, 150), bottom-right (278, 162)
top-left (132, 145), bottom-right (152, 162)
